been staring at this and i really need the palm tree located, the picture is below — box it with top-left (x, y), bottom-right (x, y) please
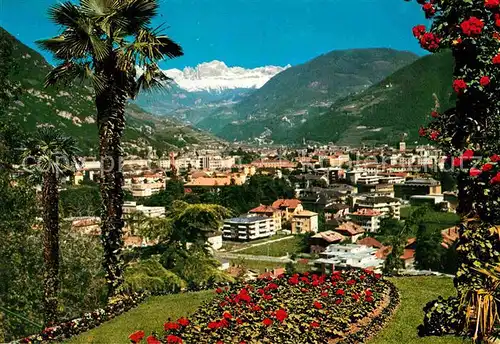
top-left (37, 0), bottom-right (183, 297)
top-left (22, 128), bottom-right (79, 324)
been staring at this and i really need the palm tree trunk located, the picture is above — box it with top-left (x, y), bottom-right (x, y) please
top-left (41, 171), bottom-right (60, 325)
top-left (96, 82), bottom-right (127, 298)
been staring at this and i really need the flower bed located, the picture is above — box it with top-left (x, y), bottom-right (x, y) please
top-left (129, 269), bottom-right (397, 344)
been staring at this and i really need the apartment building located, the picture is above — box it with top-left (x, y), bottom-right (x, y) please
top-left (349, 209), bottom-right (385, 233)
top-left (291, 210), bottom-right (319, 234)
top-left (222, 215), bottom-right (276, 241)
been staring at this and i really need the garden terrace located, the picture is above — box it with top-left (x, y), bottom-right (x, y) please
top-left (127, 269), bottom-right (395, 343)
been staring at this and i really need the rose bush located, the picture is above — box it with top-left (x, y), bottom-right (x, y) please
top-left (130, 270), bottom-right (393, 344)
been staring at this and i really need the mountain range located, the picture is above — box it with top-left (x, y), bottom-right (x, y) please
top-left (0, 27), bottom-right (222, 156)
top-left (137, 48), bottom-right (453, 146)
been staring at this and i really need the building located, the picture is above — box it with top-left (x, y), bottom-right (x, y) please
top-left (309, 231), bottom-right (345, 254)
top-left (272, 199), bottom-right (303, 221)
top-left (222, 215), bottom-right (276, 241)
top-left (356, 196), bottom-right (402, 220)
top-left (129, 182), bottom-right (164, 197)
top-left (356, 237), bottom-right (383, 249)
top-left (249, 204), bottom-right (282, 231)
top-left (123, 201), bottom-right (165, 217)
top-left (333, 221), bottom-right (365, 243)
top-left (312, 244), bottom-right (384, 273)
top-left (395, 178), bottom-right (442, 200)
top-left (251, 159), bottom-right (296, 169)
top-left (291, 210), bottom-right (319, 234)
top-left (324, 203), bottom-right (350, 221)
top-left (349, 209), bottom-right (385, 233)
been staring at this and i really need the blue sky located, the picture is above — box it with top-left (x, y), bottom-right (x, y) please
top-left (0, 0), bottom-right (427, 69)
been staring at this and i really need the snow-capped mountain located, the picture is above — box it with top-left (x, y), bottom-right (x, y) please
top-left (163, 60), bottom-right (290, 93)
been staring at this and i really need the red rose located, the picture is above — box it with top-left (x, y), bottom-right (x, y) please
top-left (129, 331), bottom-right (145, 343)
top-left (166, 335), bottom-right (183, 344)
top-left (336, 289), bottom-right (345, 296)
top-left (365, 289), bottom-right (373, 297)
top-left (147, 336), bottom-right (161, 344)
top-left (431, 111), bottom-right (439, 118)
top-left (491, 172), bottom-right (500, 184)
top-left (313, 301), bottom-right (323, 309)
top-left (208, 321), bottom-right (218, 329)
top-left (453, 79), bottom-right (467, 93)
top-left (482, 163), bottom-right (494, 172)
top-left (275, 309), bottom-right (288, 322)
top-left (491, 154), bottom-right (500, 162)
top-left (365, 296), bottom-right (374, 303)
top-left (422, 3), bottom-right (435, 17)
top-left (263, 294), bottom-right (273, 300)
top-left (493, 54), bottom-right (500, 64)
top-left (480, 76), bottom-right (491, 86)
top-left (352, 293), bottom-right (360, 301)
top-left (177, 317), bottom-right (189, 327)
top-left (452, 157), bottom-right (462, 167)
top-left (321, 291), bottom-right (329, 297)
top-left (347, 279), bottom-right (356, 286)
top-left (485, 0), bottom-right (500, 8)
top-left (223, 312), bottom-right (232, 320)
top-left (429, 130), bottom-right (440, 141)
top-left (164, 322), bottom-right (180, 331)
top-left (496, 14), bottom-right (500, 27)
top-left (310, 321), bottom-right (320, 328)
top-left (460, 17), bottom-right (484, 36)
top-left (419, 32), bottom-right (441, 51)
top-left (252, 305), bottom-right (262, 311)
top-left (335, 299), bottom-right (342, 305)
top-left (470, 168), bottom-right (482, 177)
top-left (262, 318), bottom-right (273, 326)
top-left (419, 127), bottom-right (427, 137)
top-left (215, 288), bottom-right (223, 294)
top-left (463, 149), bottom-right (475, 160)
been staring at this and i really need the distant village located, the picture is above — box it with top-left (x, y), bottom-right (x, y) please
top-left (64, 141), bottom-right (458, 277)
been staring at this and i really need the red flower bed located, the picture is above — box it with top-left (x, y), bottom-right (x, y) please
top-left (130, 270), bottom-right (390, 343)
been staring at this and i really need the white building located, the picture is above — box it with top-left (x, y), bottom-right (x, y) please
top-left (313, 244), bottom-right (384, 272)
top-left (222, 215), bottom-right (276, 241)
top-left (356, 196), bottom-right (402, 220)
top-left (349, 209), bottom-right (385, 233)
top-left (123, 201), bottom-right (165, 217)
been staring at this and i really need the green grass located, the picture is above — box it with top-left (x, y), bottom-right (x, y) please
top-left (68, 291), bottom-right (214, 344)
top-left (370, 276), bottom-right (470, 344)
top-left (221, 234), bottom-right (289, 252)
top-left (237, 236), bottom-right (302, 257)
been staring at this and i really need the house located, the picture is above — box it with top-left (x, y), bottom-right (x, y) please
top-left (356, 237), bottom-right (383, 249)
top-left (309, 231), bottom-right (345, 254)
top-left (249, 204), bottom-right (282, 231)
top-left (349, 209), bottom-right (384, 233)
top-left (356, 196), bottom-right (402, 220)
top-left (222, 214), bottom-right (276, 241)
top-left (312, 244), bottom-right (384, 273)
top-left (394, 178), bottom-right (442, 200)
top-left (333, 221), bottom-right (365, 243)
top-left (324, 203), bottom-right (350, 221)
top-left (272, 199), bottom-right (303, 221)
top-left (227, 265), bottom-right (259, 281)
top-left (128, 182), bottom-right (164, 197)
top-left (258, 267), bottom-right (286, 279)
top-left (375, 238), bottom-right (417, 269)
top-left (123, 201), bottom-right (165, 217)
top-left (291, 210), bottom-right (319, 234)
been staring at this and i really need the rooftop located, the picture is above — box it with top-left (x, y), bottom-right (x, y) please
top-left (311, 231), bottom-right (344, 243)
top-left (272, 199), bottom-right (302, 209)
top-left (351, 209), bottom-right (384, 217)
top-left (293, 210), bottom-right (318, 218)
top-left (249, 204), bottom-right (279, 213)
top-left (224, 215), bottom-right (271, 224)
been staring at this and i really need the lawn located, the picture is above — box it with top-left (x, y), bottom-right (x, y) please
top-left (370, 276), bottom-right (470, 344)
top-left (221, 234), bottom-right (289, 252)
top-left (68, 276), bottom-right (469, 344)
top-left (67, 292), bottom-right (214, 344)
top-left (237, 236), bottom-right (303, 257)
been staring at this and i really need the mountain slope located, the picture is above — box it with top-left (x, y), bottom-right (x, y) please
top-left (208, 48), bottom-right (420, 142)
top-left (0, 27), bottom-right (222, 155)
top-left (294, 51), bottom-right (455, 145)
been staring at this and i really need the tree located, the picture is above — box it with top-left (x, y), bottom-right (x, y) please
top-left (22, 128), bottom-right (79, 324)
top-left (38, 0), bottom-right (183, 297)
top-left (407, 0), bottom-right (500, 337)
top-left (415, 223), bottom-right (445, 271)
top-left (143, 179), bottom-right (184, 208)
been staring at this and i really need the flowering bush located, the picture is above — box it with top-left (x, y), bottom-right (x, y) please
top-left (406, 0), bottom-right (500, 339)
top-left (130, 270), bottom-right (394, 344)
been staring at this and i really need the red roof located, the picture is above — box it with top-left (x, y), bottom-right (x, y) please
top-left (249, 204), bottom-right (279, 214)
top-left (311, 231), bottom-right (344, 243)
top-left (357, 237), bottom-right (383, 248)
top-left (272, 199), bottom-right (302, 210)
top-left (258, 268), bottom-right (286, 279)
top-left (335, 222), bottom-right (365, 236)
top-left (351, 209), bottom-right (383, 217)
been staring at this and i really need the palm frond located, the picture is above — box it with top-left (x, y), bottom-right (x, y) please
top-left (112, 0), bottom-right (159, 34)
top-left (125, 28), bottom-right (183, 63)
top-left (133, 64), bottom-right (170, 97)
top-left (48, 1), bottom-right (81, 28)
top-left (45, 62), bottom-right (108, 95)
